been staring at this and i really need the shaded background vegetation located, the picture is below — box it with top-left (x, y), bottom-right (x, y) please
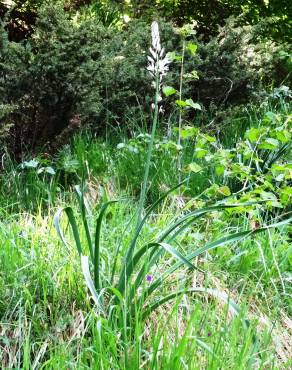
top-left (0, 0), bottom-right (291, 157)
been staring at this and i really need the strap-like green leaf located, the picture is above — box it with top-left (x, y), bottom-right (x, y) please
top-left (158, 203), bottom-right (257, 242)
top-left (74, 186), bottom-right (94, 260)
top-left (81, 255), bottom-right (105, 314)
top-left (94, 201), bottom-right (117, 290)
top-left (118, 180), bottom-right (187, 294)
top-left (54, 207), bottom-right (82, 256)
top-left (144, 216), bottom-right (292, 301)
top-left (128, 242), bottom-right (196, 303)
top-left (142, 287), bottom-right (240, 320)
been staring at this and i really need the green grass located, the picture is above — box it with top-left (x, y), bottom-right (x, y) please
top-left (0, 100), bottom-right (291, 369)
top-left (0, 189), bottom-right (291, 368)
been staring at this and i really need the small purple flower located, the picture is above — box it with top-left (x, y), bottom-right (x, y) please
top-left (146, 275), bottom-right (153, 282)
top-left (207, 332), bottom-right (212, 337)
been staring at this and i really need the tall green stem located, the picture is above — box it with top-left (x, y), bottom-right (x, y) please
top-left (118, 21), bottom-right (168, 295)
top-left (117, 72), bottom-right (160, 295)
top-left (136, 73), bottom-right (160, 227)
top-left (177, 39), bottom-right (185, 184)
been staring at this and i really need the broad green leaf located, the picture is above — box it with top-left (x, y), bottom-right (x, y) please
top-left (215, 165), bottom-right (225, 176)
top-left (176, 99), bottom-right (201, 110)
top-left (185, 99), bottom-right (201, 110)
top-left (263, 111), bottom-right (276, 123)
top-left (166, 51), bottom-right (182, 61)
top-left (163, 86), bottom-right (177, 97)
top-left (195, 148), bottom-right (208, 158)
top-left (258, 138), bottom-right (279, 150)
top-left (94, 201), bottom-right (117, 290)
top-left (175, 99), bottom-right (187, 107)
top-left (259, 191), bottom-right (277, 201)
top-left (179, 126), bottom-right (198, 139)
top-left (245, 128), bottom-right (262, 142)
top-left (203, 134), bottom-right (216, 143)
top-left (217, 186), bottom-right (231, 196)
top-left (188, 162), bottom-right (202, 173)
top-left (54, 207), bottom-right (82, 256)
top-left (266, 201), bottom-right (283, 208)
top-left (74, 186), bottom-right (93, 260)
top-left (81, 255), bottom-right (105, 313)
top-left (281, 186), bottom-right (292, 195)
top-left (274, 129), bottom-right (291, 143)
top-left (186, 42), bottom-right (198, 56)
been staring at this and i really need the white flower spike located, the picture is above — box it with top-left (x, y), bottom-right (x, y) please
top-left (147, 21), bottom-right (171, 83)
top-left (151, 21), bottom-right (161, 53)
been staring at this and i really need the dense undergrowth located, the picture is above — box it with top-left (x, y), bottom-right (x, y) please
top-left (0, 96), bottom-right (291, 368)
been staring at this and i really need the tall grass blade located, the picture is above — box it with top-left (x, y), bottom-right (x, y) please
top-left (157, 203), bottom-right (257, 242)
top-left (125, 241), bottom-right (196, 302)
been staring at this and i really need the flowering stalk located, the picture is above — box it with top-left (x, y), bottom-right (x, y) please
top-left (119, 22), bottom-right (171, 289)
top-left (136, 21), bottom-right (170, 227)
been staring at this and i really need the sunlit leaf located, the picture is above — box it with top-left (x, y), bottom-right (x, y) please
top-left (217, 186), bottom-right (231, 196)
top-left (186, 42), bottom-right (198, 56)
top-left (188, 162), bottom-right (203, 173)
top-left (195, 148), bottom-right (208, 158)
top-left (175, 99), bottom-right (187, 107)
top-left (215, 165), bottom-right (225, 176)
top-left (163, 86), bottom-right (177, 97)
top-left (258, 138), bottom-right (279, 150)
top-left (245, 128), bottom-right (262, 142)
top-left (185, 99), bottom-right (201, 110)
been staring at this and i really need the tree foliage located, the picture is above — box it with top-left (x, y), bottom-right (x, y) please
top-left (119, 0), bottom-right (291, 39)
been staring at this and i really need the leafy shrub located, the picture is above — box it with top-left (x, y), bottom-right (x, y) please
top-left (1, 4), bottom-right (107, 155)
top-left (0, 4), bottom-right (290, 156)
top-left (184, 101), bottom-right (292, 214)
top-left (0, 104), bottom-right (14, 144)
top-left (192, 18), bottom-right (291, 107)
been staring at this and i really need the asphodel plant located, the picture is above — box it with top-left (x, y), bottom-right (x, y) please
top-left (54, 22), bottom-right (292, 328)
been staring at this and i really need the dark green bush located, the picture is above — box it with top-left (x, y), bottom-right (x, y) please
top-left (192, 18), bottom-right (291, 107)
top-left (1, 4), bottom-right (108, 155)
top-left (93, 17), bottom-right (290, 128)
top-left (0, 4), bottom-right (290, 156)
